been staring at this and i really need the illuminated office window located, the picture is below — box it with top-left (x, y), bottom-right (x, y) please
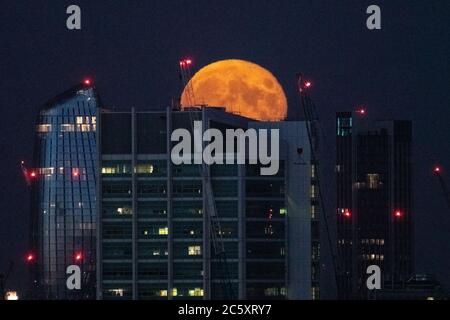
top-left (311, 185), bottom-right (316, 198)
top-left (117, 207), bottom-right (132, 215)
top-left (135, 164), bottom-right (154, 174)
top-left (159, 227), bottom-right (169, 235)
top-left (188, 245), bottom-right (202, 256)
top-left (188, 288), bottom-right (204, 297)
top-left (76, 116), bottom-right (83, 124)
top-left (108, 288), bottom-right (124, 297)
top-left (36, 124), bottom-right (52, 132)
top-left (367, 173), bottom-right (380, 189)
top-left (61, 124), bottom-right (75, 132)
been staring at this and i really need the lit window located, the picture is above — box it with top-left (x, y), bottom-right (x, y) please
top-left (36, 124), bottom-right (51, 132)
top-left (159, 227), bottom-right (169, 235)
top-left (135, 164), bottom-right (154, 174)
top-left (367, 173), bottom-right (380, 189)
top-left (108, 288), bottom-right (124, 297)
top-left (160, 290), bottom-right (167, 297)
top-left (265, 225), bottom-right (274, 235)
top-left (37, 167), bottom-right (55, 175)
top-left (311, 205), bottom-right (316, 219)
top-left (188, 245), bottom-right (202, 256)
top-left (188, 288), bottom-right (204, 297)
top-left (61, 124), bottom-right (75, 132)
top-left (102, 167), bottom-right (115, 174)
top-left (117, 207), bottom-right (132, 215)
top-left (279, 208), bottom-right (287, 215)
top-left (311, 185), bottom-right (316, 198)
top-left (92, 116), bottom-right (97, 124)
top-left (81, 124), bottom-right (91, 132)
top-left (76, 116), bottom-right (83, 124)
top-left (264, 287), bottom-right (279, 296)
top-left (172, 288), bottom-right (177, 296)
top-left (311, 165), bottom-right (316, 178)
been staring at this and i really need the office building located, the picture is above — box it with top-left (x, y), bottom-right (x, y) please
top-left (336, 111), bottom-right (413, 299)
top-left (97, 107), bottom-right (319, 300)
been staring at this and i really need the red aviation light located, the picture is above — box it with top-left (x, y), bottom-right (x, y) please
top-left (304, 81), bottom-right (312, 88)
top-left (434, 166), bottom-right (442, 174)
top-left (343, 209), bottom-right (351, 218)
top-left (83, 78), bottom-right (92, 86)
top-left (72, 168), bottom-right (80, 178)
top-left (180, 59), bottom-right (193, 67)
top-left (29, 171), bottom-right (37, 178)
top-left (394, 210), bottom-right (403, 218)
top-left (74, 252), bottom-right (83, 262)
top-left (356, 107), bottom-right (366, 115)
top-left (26, 253), bottom-right (36, 263)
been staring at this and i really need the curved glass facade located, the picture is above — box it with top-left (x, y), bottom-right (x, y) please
top-left (31, 84), bottom-right (99, 299)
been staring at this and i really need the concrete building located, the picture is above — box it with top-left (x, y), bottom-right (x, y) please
top-left (96, 107), bottom-right (319, 299)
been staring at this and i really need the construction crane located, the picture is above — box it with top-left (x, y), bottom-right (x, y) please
top-left (179, 59), bottom-right (196, 107)
top-left (433, 166), bottom-right (450, 210)
top-left (0, 261), bottom-right (14, 300)
top-left (178, 59), bottom-right (235, 299)
top-left (20, 160), bottom-right (35, 186)
top-left (297, 74), bottom-right (340, 296)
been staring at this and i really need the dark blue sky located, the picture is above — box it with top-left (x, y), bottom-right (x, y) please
top-left (0, 0), bottom-right (449, 297)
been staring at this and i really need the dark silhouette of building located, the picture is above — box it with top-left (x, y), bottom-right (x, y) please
top-left (29, 81), bottom-right (99, 299)
top-left (336, 111), bottom-right (413, 299)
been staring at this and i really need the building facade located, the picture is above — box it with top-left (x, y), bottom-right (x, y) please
top-left (97, 107), bottom-right (318, 300)
top-left (336, 112), bottom-right (413, 299)
top-left (30, 82), bottom-right (99, 299)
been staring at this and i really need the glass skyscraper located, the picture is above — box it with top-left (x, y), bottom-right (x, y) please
top-left (30, 81), bottom-right (99, 299)
top-left (336, 111), bottom-right (413, 299)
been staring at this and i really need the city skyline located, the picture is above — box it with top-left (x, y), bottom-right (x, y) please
top-left (0, 1), bottom-right (449, 299)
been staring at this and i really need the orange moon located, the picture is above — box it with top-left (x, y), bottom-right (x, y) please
top-left (181, 59), bottom-right (287, 121)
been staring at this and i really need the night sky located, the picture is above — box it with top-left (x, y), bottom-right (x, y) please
top-left (0, 1), bottom-right (449, 298)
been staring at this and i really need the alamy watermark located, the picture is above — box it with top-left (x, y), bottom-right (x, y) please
top-left (171, 121), bottom-right (280, 176)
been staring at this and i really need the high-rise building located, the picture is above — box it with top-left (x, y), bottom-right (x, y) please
top-left (29, 82), bottom-right (99, 299)
top-left (336, 111), bottom-right (413, 299)
top-left (96, 107), bottom-right (319, 300)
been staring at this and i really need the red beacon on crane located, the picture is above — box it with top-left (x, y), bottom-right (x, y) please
top-left (356, 107), bottom-right (366, 116)
top-left (180, 58), bottom-right (193, 67)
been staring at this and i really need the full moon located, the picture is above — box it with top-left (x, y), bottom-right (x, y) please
top-left (180, 59), bottom-right (287, 121)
